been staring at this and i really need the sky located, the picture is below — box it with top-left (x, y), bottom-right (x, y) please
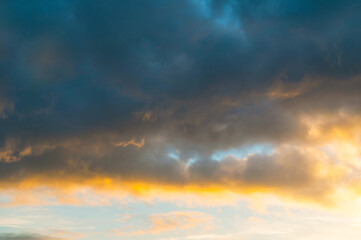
top-left (1, 0), bottom-right (361, 239)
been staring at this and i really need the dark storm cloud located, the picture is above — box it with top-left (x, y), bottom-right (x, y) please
top-left (1, 0), bottom-right (360, 143)
top-left (0, 0), bottom-right (361, 202)
top-left (209, 0), bottom-right (361, 79)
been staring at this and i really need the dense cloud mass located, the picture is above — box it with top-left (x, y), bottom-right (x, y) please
top-left (1, 0), bottom-right (361, 205)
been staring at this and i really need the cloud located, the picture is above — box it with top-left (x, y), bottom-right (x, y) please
top-left (0, 142), bottom-right (338, 205)
top-left (113, 138), bottom-right (145, 148)
top-left (0, 233), bottom-right (67, 240)
top-left (0, 0), bottom-right (361, 207)
top-left (114, 211), bottom-right (212, 236)
top-left (148, 211), bottom-right (212, 234)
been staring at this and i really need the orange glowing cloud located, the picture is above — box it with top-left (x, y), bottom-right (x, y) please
top-left (113, 138), bottom-right (145, 148)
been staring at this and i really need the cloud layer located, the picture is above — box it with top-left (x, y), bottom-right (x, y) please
top-left (1, 0), bottom-right (361, 205)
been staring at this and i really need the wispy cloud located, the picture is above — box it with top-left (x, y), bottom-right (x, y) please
top-left (114, 211), bottom-right (212, 236)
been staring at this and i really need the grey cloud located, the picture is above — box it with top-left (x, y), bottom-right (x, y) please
top-left (0, 0), bottom-right (360, 148)
top-left (0, 233), bottom-right (65, 240)
top-left (0, 0), bottom-right (360, 203)
top-left (0, 138), bottom-right (331, 202)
